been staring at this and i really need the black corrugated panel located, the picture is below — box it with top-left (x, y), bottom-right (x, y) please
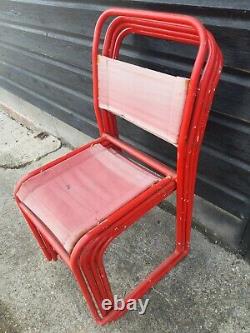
top-left (0, 0), bottom-right (249, 250)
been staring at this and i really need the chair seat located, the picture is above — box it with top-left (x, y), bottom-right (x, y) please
top-left (16, 143), bottom-right (162, 253)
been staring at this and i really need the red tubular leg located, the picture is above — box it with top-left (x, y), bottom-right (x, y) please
top-left (177, 33), bottom-right (220, 252)
top-left (18, 205), bottom-right (53, 261)
top-left (78, 181), bottom-right (176, 322)
top-left (80, 238), bottom-right (113, 317)
top-left (183, 42), bottom-right (223, 248)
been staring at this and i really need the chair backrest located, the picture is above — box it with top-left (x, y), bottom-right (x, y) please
top-left (98, 55), bottom-right (189, 145)
top-left (92, 8), bottom-right (223, 161)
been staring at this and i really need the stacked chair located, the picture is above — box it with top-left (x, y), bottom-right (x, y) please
top-left (15, 8), bottom-right (223, 325)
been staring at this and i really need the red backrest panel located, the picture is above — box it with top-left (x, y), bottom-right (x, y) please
top-left (98, 55), bottom-right (189, 145)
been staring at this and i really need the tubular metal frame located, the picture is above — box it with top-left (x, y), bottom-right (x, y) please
top-left (15, 8), bottom-right (223, 325)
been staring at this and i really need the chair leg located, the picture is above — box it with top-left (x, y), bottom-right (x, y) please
top-left (185, 149), bottom-right (202, 251)
top-left (81, 233), bottom-right (187, 325)
top-left (89, 238), bottom-right (114, 301)
top-left (70, 184), bottom-right (180, 324)
top-left (80, 238), bottom-right (113, 317)
top-left (71, 257), bottom-right (104, 323)
top-left (41, 235), bottom-right (58, 261)
top-left (184, 188), bottom-right (196, 252)
top-left (20, 208), bottom-right (56, 261)
top-left (175, 154), bottom-right (196, 254)
top-left (94, 238), bottom-right (114, 301)
top-left (84, 237), bottom-right (115, 315)
top-left (80, 216), bottom-right (188, 324)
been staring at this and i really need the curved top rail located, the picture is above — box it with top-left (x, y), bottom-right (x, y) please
top-left (92, 8), bottom-right (208, 137)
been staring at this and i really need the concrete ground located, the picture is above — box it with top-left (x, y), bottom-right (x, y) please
top-left (0, 110), bottom-right (249, 333)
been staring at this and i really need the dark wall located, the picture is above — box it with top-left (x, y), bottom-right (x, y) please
top-left (0, 1), bottom-right (249, 250)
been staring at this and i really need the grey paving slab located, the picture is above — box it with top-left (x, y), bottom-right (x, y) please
top-left (0, 112), bottom-right (61, 168)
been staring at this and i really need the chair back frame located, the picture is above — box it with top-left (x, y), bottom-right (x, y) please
top-left (92, 8), bottom-right (223, 252)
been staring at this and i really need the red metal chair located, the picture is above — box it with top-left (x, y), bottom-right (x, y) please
top-left (14, 8), bottom-right (223, 325)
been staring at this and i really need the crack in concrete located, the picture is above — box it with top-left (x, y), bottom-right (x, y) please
top-left (0, 142), bottom-right (62, 170)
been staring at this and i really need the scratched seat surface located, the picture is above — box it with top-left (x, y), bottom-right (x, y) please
top-left (16, 143), bottom-right (163, 253)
